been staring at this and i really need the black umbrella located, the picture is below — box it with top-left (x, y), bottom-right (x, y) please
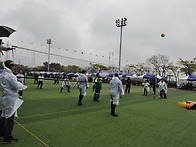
top-left (0, 25), bottom-right (15, 37)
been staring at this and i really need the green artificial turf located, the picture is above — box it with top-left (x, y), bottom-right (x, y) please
top-left (1, 79), bottom-right (196, 147)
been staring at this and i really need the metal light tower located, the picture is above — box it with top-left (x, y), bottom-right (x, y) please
top-left (47, 39), bottom-right (52, 72)
top-left (115, 17), bottom-right (127, 72)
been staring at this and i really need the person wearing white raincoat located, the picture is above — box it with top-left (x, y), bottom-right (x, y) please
top-left (158, 78), bottom-right (167, 99)
top-left (0, 60), bottom-right (26, 144)
top-left (60, 76), bottom-right (71, 92)
top-left (109, 73), bottom-right (124, 117)
top-left (0, 39), bottom-right (15, 56)
top-left (74, 70), bottom-right (89, 106)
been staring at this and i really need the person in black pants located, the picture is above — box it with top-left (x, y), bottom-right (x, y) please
top-left (60, 76), bottom-right (71, 92)
top-left (0, 60), bottom-right (25, 144)
top-left (93, 73), bottom-right (102, 102)
top-left (0, 114), bottom-right (15, 143)
top-left (125, 77), bottom-right (132, 93)
top-left (109, 73), bottom-right (124, 117)
top-left (37, 74), bottom-right (44, 89)
top-left (73, 70), bottom-right (89, 106)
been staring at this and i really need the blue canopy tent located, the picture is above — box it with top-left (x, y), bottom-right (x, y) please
top-left (122, 73), bottom-right (137, 77)
top-left (91, 73), bottom-right (96, 77)
top-left (139, 74), bottom-right (167, 83)
top-left (178, 75), bottom-right (196, 90)
top-left (143, 74), bottom-right (155, 79)
top-left (67, 72), bottom-right (75, 76)
top-left (122, 73), bottom-right (129, 77)
top-left (181, 75), bottom-right (196, 81)
top-left (106, 73), bottom-right (114, 77)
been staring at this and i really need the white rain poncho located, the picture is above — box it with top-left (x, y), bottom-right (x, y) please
top-left (158, 81), bottom-right (167, 93)
top-left (62, 78), bottom-right (71, 87)
top-left (0, 63), bottom-right (26, 118)
top-left (110, 77), bottom-right (124, 105)
top-left (74, 74), bottom-right (88, 96)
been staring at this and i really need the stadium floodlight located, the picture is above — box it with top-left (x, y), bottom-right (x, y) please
top-left (47, 39), bottom-right (52, 72)
top-left (115, 17), bottom-right (127, 72)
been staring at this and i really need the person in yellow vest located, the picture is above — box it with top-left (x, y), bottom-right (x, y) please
top-left (158, 78), bottom-right (167, 99)
top-left (93, 73), bottom-right (102, 102)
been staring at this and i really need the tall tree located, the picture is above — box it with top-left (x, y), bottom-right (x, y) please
top-left (67, 65), bottom-right (82, 73)
top-left (147, 54), bottom-right (171, 76)
top-left (87, 63), bottom-right (108, 73)
top-left (178, 58), bottom-right (196, 75)
top-left (167, 65), bottom-right (180, 85)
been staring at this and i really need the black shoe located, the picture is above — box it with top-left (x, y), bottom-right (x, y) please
top-left (110, 113), bottom-right (118, 117)
top-left (3, 138), bottom-right (18, 144)
top-left (77, 103), bottom-right (83, 106)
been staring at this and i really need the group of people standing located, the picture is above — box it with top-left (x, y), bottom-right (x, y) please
top-left (74, 71), bottom-right (168, 117)
top-left (74, 70), bottom-right (124, 117)
top-left (142, 79), bottom-right (167, 98)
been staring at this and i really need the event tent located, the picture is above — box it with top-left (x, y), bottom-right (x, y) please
top-left (122, 73), bottom-right (138, 78)
top-left (138, 74), bottom-right (167, 82)
top-left (180, 75), bottom-right (196, 81)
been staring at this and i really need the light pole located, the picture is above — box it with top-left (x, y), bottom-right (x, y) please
top-left (47, 39), bottom-right (52, 72)
top-left (115, 17), bottom-right (127, 73)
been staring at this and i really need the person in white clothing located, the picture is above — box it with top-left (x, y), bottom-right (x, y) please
top-left (142, 80), bottom-right (150, 96)
top-left (16, 70), bottom-right (25, 99)
top-left (0, 39), bottom-right (15, 56)
top-left (158, 79), bottom-right (167, 99)
top-left (60, 76), bottom-right (71, 92)
top-left (109, 73), bottom-right (124, 117)
top-left (37, 74), bottom-right (44, 89)
top-left (0, 60), bottom-right (26, 144)
top-left (73, 70), bottom-right (89, 106)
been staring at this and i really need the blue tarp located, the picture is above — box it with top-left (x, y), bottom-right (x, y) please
top-left (106, 73), bottom-right (114, 77)
top-left (122, 73), bottom-right (137, 78)
top-left (143, 74), bottom-right (155, 79)
top-left (91, 73), bottom-right (96, 76)
top-left (187, 75), bottom-right (196, 81)
top-left (141, 74), bottom-right (167, 83)
top-left (182, 75), bottom-right (196, 81)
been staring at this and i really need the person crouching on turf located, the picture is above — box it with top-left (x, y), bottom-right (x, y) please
top-left (109, 73), bottom-right (124, 117)
top-left (73, 70), bottom-right (89, 106)
top-left (0, 60), bottom-right (26, 144)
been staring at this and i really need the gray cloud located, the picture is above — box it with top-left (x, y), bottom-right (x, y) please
top-left (1, 0), bottom-right (196, 68)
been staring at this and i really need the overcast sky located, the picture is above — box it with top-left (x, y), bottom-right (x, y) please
top-left (1, 0), bottom-right (196, 68)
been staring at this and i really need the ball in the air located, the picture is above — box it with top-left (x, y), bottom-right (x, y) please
top-left (161, 33), bottom-right (165, 37)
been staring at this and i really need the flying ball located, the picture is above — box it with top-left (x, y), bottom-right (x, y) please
top-left (161, 33), bottom-right (165, 37)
